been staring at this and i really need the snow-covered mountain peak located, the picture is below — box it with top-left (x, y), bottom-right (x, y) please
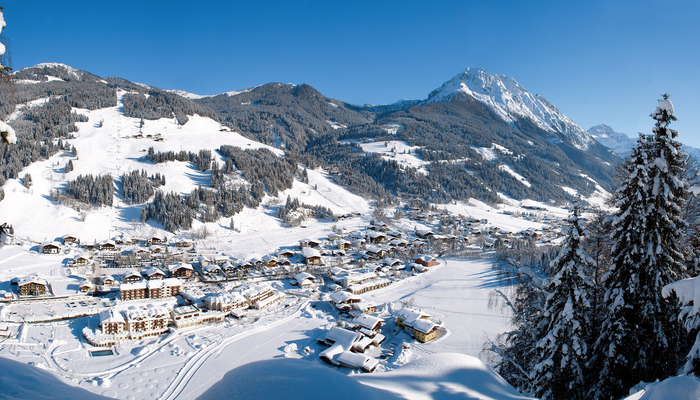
top-left (425, 67), bottom-right (595, 150)
top-left (588, 124), bottom-right (625, 140)
top-left (587, 124), bottom-right (637, 157)
top-left (27, 63), bottom-right (83, 79)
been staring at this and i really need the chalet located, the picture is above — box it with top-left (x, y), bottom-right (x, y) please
top-left (99, 275), bottom-right (115, 286)
top-left (40, 242), bottom-right (61, 254)
top-left (413, 254), bottom-right (437, 267)
top-left (431, 235), bottom-right (450, 245)
top-left (388, 239), bottom-right (409, 248)
top-left (213, 255), bottom-right (230, 266)
top-left (294, 272), bottom-right (315, 284)
top-left (327, 233), bottom-right (341, 241)
top-left (261, 254), bottom-right (278, 267)
top-left (150, 246), bottom-right (165, 254)
top-left (381, 258), bottom-right (403, 269)
top-left (168, 262), bottom-right (194, 279)
top-left (411, 319), bottom-right (440, 343)
top-left (336, 240), bottom-right (352, 251)
top-left (302, 247), bottom-right (323, 265)
top-left (198, 255), bottom-right (212, 266)
top-left (350, 300), bottom-right (378, 314)
top-left (318, 327), bottom-right (374, 363)
top-left (73, 256), bottom-right (90, 266)
top-left (221, 262), bottom-right (237, 275)
top-left (121, 270), bottom-right (142, 283)
top-left (395, 308), bottom-right (430, 328)
top-left (79, 281), bottom-right (93, 292)
top-left (415, 229), bottom-right (434, 239)
top-left (176, 240), bottom-right (192, 248)
top-left (364, 245), bottom-right (388, 260)
top-left (277, 258), bottom-right (291, 266)
top-left (394, 307), bottom-right (439, 342)
top-left (120, 234), bottom-right (135, 245)
top-left (365, 231), bottom-right (386, 244)
top-left (368, 222), bottom-right (388, 232)
top-left (17, 275), bottom-right (49, 296)
top-left (336, 351), bottom-right (379, 373)
top-left (99, 240), bottom-right (117, 251)
top-left (352, 314), bottom-right (383, 331)
top-left (202, 264), bottom-right (222, 276)
top-left (144, 267), bottom-right (166, 280)
top-left (147, 237), bottom-right (164, 246)
top-left (329, 291), bottom-right (362, 311)
top-left (277, 249), bottom-right (296, 259)
top-left (99, 309), bottom-right (126, 334)
top-left (388, 231), bottom-right (403, 239)
top-left (237, 260), bottom-right (253, 271)
top-left (411, 263), bottom-right (429, 273)
top-left (496, 229), bottom-right (513, 237)
top-left (62, 235), bottom-right (79, 245)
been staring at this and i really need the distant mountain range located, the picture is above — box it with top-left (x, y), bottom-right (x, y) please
top-left (2, 63), bottom-right (625, 205)
top-left (587, 123), bottom-right (700, 163)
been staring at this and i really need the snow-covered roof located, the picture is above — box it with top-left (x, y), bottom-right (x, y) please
top-left (241, 282), bottom-right (274, 299)
top-left (168, 261), bottom-right (193, 272)
top-left (144, 267), bottom-right (165, 277)
top-left (352, 314), bottom-right (383, 330)
top-left (395, 307), bottom-right (430, 322)
top-left (207, 292), bottom-right (248, 307)
top-left (411, 318), bottom-right (438, 334)
top-left (99, 309), bottom-right (125, 325)
top-left (125, 304), bottom-right (169, 321)
top-left (302, 247), bottom-right (321, 258)
top-left (337, 350), bottom-right (378, 372)
top-left (17, 275), bottom-right (47, 287)
top-left (329, 291), bottom-right (361, 304)
top-left (294, 272), bottom-right (314, 282)
top-left (172, 305), bottom-right (200, 317)
top-left (120, 281), bottom-right (148, 290)
top-left (324, 326), bottom-right (361, 348)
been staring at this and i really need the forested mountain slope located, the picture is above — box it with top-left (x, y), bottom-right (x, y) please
top-left (1, 63), bottom-right (620, 207)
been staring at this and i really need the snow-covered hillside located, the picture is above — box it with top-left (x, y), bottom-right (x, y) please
top-left (425, 67), bottom-right (596, 151)
top-left (0, 88), bottom-right (370, 252)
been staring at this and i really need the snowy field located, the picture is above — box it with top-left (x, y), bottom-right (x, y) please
top-left (341, 139), bottom-right (430, 174)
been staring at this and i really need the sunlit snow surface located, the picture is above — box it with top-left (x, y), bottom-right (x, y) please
top-left (343, 140), bottom-right (429, 174)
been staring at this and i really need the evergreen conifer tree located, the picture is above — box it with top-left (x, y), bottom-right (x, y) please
top-left (591, 96), bottom-right (686, 399)
top-left (532, 201), bottom-right (595, 400)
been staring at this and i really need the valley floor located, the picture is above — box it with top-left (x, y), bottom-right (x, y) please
top-left (0, 255), bottom-right (513, 400)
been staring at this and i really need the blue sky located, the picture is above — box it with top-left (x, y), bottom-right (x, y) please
top-left (4, 0), bottom-right (700, 146)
